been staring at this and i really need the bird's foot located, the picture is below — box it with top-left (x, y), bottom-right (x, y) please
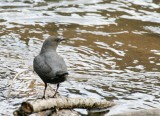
top-left (51, 91), bottom-right (58, 98)
top-left (51, 95), bottom-right (56, 98)
top-left (48, 94), bottom-right (56, 98)
top-left (41, 95), bottom-right (46, 99)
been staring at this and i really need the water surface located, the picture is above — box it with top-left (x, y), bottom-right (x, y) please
top-left (0, 0), bottom-right (160, 115)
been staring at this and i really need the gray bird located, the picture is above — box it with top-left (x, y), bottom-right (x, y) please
top-left (33, 36), bottom-right (68, 98)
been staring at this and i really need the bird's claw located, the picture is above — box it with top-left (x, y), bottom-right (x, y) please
top-left (41, 96), bottom-right (46, 99)
top-left (51, 95), bottom-right (56, 98)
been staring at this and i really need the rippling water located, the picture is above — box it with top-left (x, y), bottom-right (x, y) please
top-left (0, 0), bottom-right (160, 115)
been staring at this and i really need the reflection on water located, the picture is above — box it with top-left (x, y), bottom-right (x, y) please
top-left (0, 0), bottom-right (160, 115)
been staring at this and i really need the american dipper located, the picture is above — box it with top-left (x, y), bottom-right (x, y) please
top-left (33, 36), bottom-right (68, 98)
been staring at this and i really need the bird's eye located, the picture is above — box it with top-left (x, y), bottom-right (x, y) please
top-left (54, 38), bottom-right (60, 42)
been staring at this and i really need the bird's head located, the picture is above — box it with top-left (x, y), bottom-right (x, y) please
top-left (40, 36), bottom-right (66, 53)
top-left (48, 36), bottom-right (66, 43)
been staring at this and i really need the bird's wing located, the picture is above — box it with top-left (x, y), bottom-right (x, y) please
top-left (45, 52), bottom-right (68, 72)
top-left (33, 55), bottom-right (52, 75)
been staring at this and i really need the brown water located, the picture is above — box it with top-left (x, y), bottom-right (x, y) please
top-left (0, 0), bottom-right (160, 115)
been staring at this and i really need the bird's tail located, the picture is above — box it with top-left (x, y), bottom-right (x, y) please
top-left (56, 71), bottom-right (68, 77)
top-left (56, 71), bottom-right (72, 84)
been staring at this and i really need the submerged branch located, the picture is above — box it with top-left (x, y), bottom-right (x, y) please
top-left (13, 97), bottom-right (115, 116)
top-left (7, 69), bottom-right (30, 99)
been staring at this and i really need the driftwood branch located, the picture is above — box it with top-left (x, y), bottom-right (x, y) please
top-left (13, 97), bottom-right (115, 116)
top-left (8, 68), bottom-right (33, 99)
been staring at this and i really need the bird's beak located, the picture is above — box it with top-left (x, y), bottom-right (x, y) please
top-left (60, 38), bottom-right (66, 41)
top-left (55, 36), bottom-right (68, 42)
top-left (58, 37), bottom-right (67, 42)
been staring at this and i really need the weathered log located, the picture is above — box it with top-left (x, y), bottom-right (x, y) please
top-left (13, 97), bottom-right (115, 116)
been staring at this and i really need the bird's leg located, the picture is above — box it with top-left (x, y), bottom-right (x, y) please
top-left (42, 83), bottom-right (47, 99)
top-left (52, 83), bottom-right (60, 97)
